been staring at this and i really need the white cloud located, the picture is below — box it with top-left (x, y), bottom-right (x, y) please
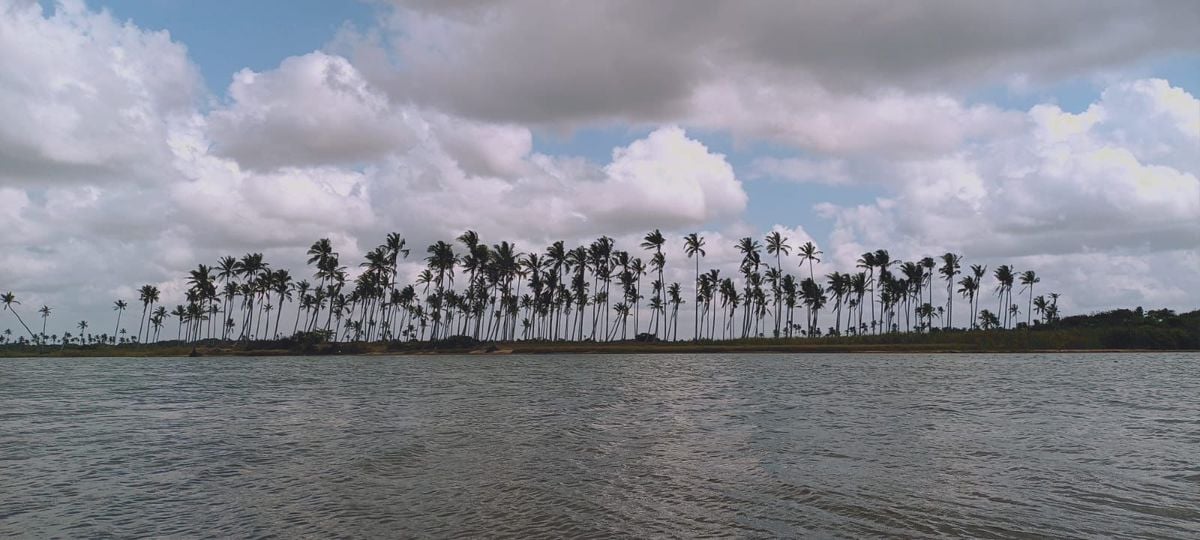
top-left (688, 75), bottom-right (1025, 157)
top-left (815, 79), bottom-right (1200, 316)
top-left (0, 0), bottom-right (200, 185)
top-left (207, 51), bottom-right (417, 171)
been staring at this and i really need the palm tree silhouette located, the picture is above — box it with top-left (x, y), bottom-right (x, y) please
top-left (766, 232), bottom-right (792, 338)
top-left (640, 230), bottom-right (666, 339)
top-left (2, 292), bottom-right (36, 341)
top-left (993, 265), bottom-right (1015, 329)
top-left (798, 241), bottom-right (821, 281)
top-left (684, 232), bottom-right (706, 340)
top-left (425, 241), bottom-right (457, 340)
top-left (112, 299), bottom-right (127, 339)
top-left (1019, 270), bottom-right (1040, 326)
top-left (873, 250), bottom-right (896, 334)
top-left (939, 253), bottom-right (962, 330)
top-left (38, 305), bottom-right (51, 344)
top-left (12, 229), bottom-right (1068, 348)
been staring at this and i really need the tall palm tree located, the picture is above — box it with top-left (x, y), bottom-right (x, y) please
top-left (856, 252), bottom-right (877, 333)
top-left (872, 250), bottom-right (895, 334)
top-left (849, 272), bottom-right (868, 334)
top-left (2, 292), bottom-right (36, 341)
top-left (38, 305), bottom-right (51, 343)
top-left (112, 299), bottom-right (127, 339)
top-left (270, 269), bottom-right (293, 338)
top-left (640, 230), bottom-right (666, 338)
top-left (939, 253), bottom-right (962, 330)
top-left (683, 232), bottom-right (706, 341)
top-left (765, 232), bottom-right (791, 338)
top-left (735, 237), bottom-right (763, 338)
top-left (152, 306), bottom-right (167, 342)
top-left (825, 272), bottom-right (848, 336)
top-left (993, 265), bottom-right (1015, 329)
top-left (956, 276), bottom-right (978, 330)
top-left (969, 264), bottom-right (986, 329)
top-left (1019, 270), bottom-right (1040, 326)
top-left (136, 284), bottom-right (159, 344)
top-left (425, 241), bottom-right (457, 340)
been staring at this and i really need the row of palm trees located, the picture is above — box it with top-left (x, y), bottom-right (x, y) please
top-left (3, 230), bottom-right (1061, 346)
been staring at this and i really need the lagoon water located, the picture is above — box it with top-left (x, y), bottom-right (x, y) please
top-left (2, 353), bottom-right (1198, 538)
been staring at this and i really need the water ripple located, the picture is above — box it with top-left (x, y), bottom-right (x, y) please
top-left (1, 352), bottom-right (1198, 538)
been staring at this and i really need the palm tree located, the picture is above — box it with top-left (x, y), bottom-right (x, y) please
top-left (1032, 295), bottom-right (1049, 324)
top-left (939, 253), bottom-right (962, 330)
top-left (968, 265), bottom-right (986, 330)
top-left (171, 305), bottom-right (187, 341)
top-left (978, 309), bottom-right (1000, 330)
top-left (77, 320), bottom-right (88, 337)
top-left (38, 305), bottom-right (51, 343)
top-left (151, 305), bottom-right (167, 342)
top-left (766, 232), bottom-right (791, 338)
top-left (957, 276), bottom-right (979, 330)
top-left (1020, 270), bottom-right (1040, 326)
top-left (2, 292), bottom-right (36, 341)
top-left (666, 282), bottom-right (683, 341)
top-left (798, 241), bottom-right (822, 281)
top-left (872, 250), bottom-right (895, 334)
top-left (113, 299), bottom-right (127, 339)
top-left (993, 265), bottom-right (1015, 329)
top-left (270, 269), bottom-right (293, 339)
top-left (425, 241), bottom-right (457, 340)
top-left (136, 284), bottom-right (159, 344)
top-left (825, 272), bottom-right (848, 336)
top-left (856, 252), bottom-right (877, 333)
top-left (683, 232), bottom-right (706, 341)
top-left (640, 230), bottom-right (666, 338)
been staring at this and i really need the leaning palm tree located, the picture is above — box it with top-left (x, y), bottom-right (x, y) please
top-left (2, 292), bottom-right (36, 341)
top-left (1019, 270), bottom-right (1040, 326)
top-left (683, 232), bottom-right (706, 340)
top-left (113, 299), bottom-right (128, 339)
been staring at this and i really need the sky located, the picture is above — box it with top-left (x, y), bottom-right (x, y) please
top-left (1, 0), bottom-right (1198, 338)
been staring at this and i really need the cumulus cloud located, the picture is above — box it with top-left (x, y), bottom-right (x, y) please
top-left (815, 79), bottom-right (1200, 314)
top-left (207, 52), bottom-right (417, 171)
top-left (0, 0), bottom-right (201, 184)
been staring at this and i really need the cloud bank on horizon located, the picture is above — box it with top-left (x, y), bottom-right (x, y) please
top-left (1, 0), bottom-right (1198, 334)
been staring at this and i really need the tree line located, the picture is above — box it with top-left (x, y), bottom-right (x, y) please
top-left (2, 230), bottom-right (1062, 346)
